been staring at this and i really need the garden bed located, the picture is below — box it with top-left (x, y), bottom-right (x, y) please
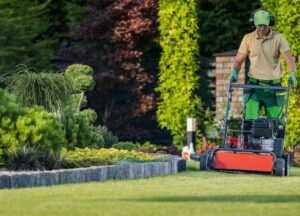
top-left (0, 155), bottom-right (186, 189)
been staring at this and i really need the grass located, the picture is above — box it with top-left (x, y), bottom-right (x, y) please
top-left (0, 161), bottom-right (300, 216)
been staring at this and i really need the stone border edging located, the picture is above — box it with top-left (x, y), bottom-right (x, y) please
top-left (0, 155), bottom-right (186, 189)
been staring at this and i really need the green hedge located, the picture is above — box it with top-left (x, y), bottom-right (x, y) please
top-left (157, 0), bottom-right (203, 146)
top-left (261, 0), bottom-right (300, 148)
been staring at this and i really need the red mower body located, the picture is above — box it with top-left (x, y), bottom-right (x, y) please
top-left (213, 150), bottom-right (274, 173)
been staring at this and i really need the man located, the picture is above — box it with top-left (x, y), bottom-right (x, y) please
top-left (229, 8), bottom-right (297, 120)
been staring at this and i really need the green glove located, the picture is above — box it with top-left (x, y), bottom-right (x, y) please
top-left (228, 68), bottom-right (238, 82)
top-left (289, 72), bottom-right (297, 87)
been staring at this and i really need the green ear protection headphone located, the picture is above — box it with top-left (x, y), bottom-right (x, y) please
top-left (249, 8), bottom-right (275, 26)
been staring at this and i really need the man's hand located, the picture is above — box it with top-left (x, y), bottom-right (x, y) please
top-left (289, 72), bottom-right (297, 87)
top-left (228, 68), bottom-right (238, 82)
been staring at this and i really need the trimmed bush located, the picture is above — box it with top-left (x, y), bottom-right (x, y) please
top-left (112, 141), bottom-right (139, 151)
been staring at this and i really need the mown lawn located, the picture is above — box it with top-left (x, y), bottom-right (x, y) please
top-left (1, 162), bottom-right (300, 216)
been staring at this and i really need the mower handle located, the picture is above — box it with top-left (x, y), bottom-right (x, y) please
top-left (231, 83), bottom-right (287, 91)
top-left (222, 79), bottom-right (292, 147)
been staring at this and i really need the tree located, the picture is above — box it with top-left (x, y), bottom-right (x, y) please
top-left (65, 64), bottom-right (95, 112)
top-left (157, 0), bottom-right (204, 146)
top-left (0, 0), bottom-right (55, 74)
top-left (34, 0), bottom-right (89, 50)
top-left (261, 0), bottom-right (300, 149)
top-left (198, 0), bottom-right (260, 57)
top-left (59, 0), bottom-right (161, 141)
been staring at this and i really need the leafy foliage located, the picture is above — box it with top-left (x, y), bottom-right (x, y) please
top-left (15, 107), bottom-right (67, 150)
top-left (261, 0), bottom-right (300, 148)
top-left (1, 65), bottom-right (72, 113)
top-left (0, 89), bottom-right (23, 159)
top-left (157, 0), bottom-right (204, 146)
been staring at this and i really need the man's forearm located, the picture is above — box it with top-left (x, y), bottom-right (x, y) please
top-left (282, 50), bottom-right (297, 72)
top-left (231, 52), bottom-right (247, 72)
top-left (232, 61), bottom-right (242, 72)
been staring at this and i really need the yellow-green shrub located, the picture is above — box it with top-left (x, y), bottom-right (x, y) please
top-left (61, 147), bottom-right (164, 168)
top-left (0, 89), bottom-right (66, 162)
top-left (15, 107), bottom-right (66, 150)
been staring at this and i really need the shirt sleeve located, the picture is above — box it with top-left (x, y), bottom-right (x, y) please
top-left (279, 35), bottom-right (290, 53)
top-left (238, 35), bottom-right (249, 55)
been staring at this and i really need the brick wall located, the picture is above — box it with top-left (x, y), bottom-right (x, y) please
top-left (214, 50), bottom-right (248, 120)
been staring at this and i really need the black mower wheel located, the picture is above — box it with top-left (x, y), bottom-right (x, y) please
top-left (200, 153), bottom-right (208, 171)
top-left (275, 158), bottom-right (285, 177)
top-left (283, 154), bottom-right (290, 176)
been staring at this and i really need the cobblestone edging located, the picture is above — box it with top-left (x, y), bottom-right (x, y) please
top-left (0, 155), bottom-right (186, 189)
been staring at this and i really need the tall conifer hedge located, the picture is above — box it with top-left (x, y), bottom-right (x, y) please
top-left (157, 0), bottom-right (203, 145)
top-left (0, 0), bottom-right (55, 74)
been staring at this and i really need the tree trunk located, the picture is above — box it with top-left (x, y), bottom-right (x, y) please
top-left (77, 91), bottom-right (85, 112)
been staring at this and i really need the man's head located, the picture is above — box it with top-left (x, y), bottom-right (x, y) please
top-left (256, 24), bottom-right (270, 37)
top-left (253, 10), bottom-right (271, 26)
top-left (249, 8), bottom-right (275, 27)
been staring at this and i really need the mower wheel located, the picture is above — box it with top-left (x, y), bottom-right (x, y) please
top-left (283, 154), bottom-right (290, 176)
top-left (200, 153), bottom-right (208, 171)
top-left (275, 158), bottom-right (285, 177)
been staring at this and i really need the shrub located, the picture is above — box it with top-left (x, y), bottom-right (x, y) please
top-left (38, 150), bottom-right (63, 170)
top-left (139, 142), bottom-right (158, 153)
top-left (0, 89), bottom-right (24, 160)
top-left (5, 147), bottom-right (62, 171)
top-left (96, 125), bottom-right (118, 148)
top-left (5, 147), bottom-right (42, 171)
top-left (16, 107), bottom-right (67, 151)
top-left (62, 106), bottom-right (105, 149)
top-left (61, 147), bottom-right (162, 168)
top-left (0, 89), bottom-right (66, 162)
top-left (112, 141), bottom-right (140, 151)
top-left (1, 65), bottom-right (73, 114)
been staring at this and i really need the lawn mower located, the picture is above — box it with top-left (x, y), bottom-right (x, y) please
top-left (199, 79), bottom-right (292, 176)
